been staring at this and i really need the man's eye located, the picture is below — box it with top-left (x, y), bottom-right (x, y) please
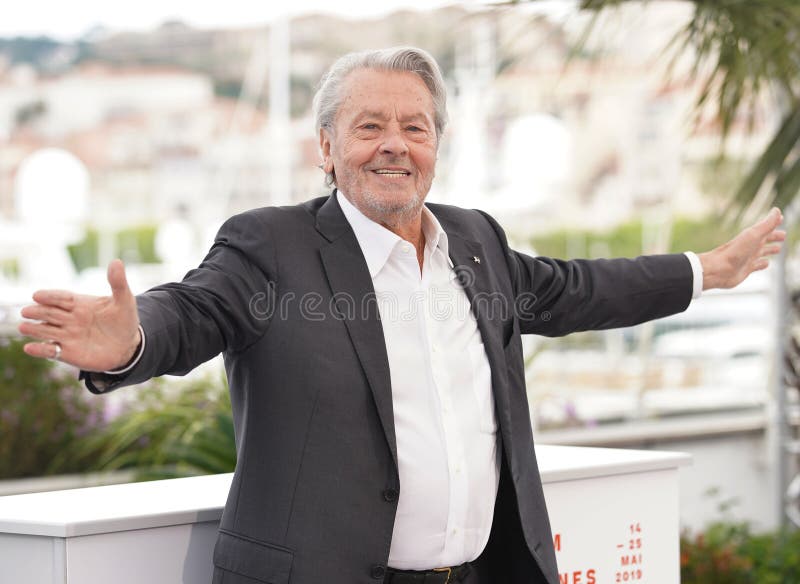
top-left (362, 124), bottom-right (379, 130)
top-left (407, 126), bottom-right (422, 132)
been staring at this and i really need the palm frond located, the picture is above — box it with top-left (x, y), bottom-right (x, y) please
top-left (774, 151), bottom-right (800, 210)
top-left (728, 105), bottom-right (800, 218)
top-left (677, 1), bottom-right (800, 139)
top-left (544, 0), bottom-right (800, 213)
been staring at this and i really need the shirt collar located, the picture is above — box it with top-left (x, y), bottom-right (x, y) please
top-left (336, 190), bottom-right (450, 278)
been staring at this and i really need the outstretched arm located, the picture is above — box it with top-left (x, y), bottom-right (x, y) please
top-left (699, 207), bottom-right (786, 290)
top-left (19, 210), bottom-right (277, 391)
top-left (480, 206), bottom-right (787, 337)
top-left (18, 259), bottom-right (141, 371)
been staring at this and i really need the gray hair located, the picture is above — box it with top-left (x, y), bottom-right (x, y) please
top-left (313, 47), bottom-right (448, 185)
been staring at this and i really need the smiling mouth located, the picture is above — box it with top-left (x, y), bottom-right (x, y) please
top-left (372, 169), bottom-right (411, 177)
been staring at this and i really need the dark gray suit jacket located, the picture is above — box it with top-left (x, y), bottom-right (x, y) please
top-left (85, 192), bottom-right (693, 584)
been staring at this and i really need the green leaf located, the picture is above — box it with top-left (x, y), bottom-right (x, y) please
top-left (728, 106), bottom-right (800, 218)
top-left (774, 152), bottom-right (800, 210)
top-left (552, 0), bottom-right (800, 212)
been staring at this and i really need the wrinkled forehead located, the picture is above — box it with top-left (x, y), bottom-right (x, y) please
top-left (336, 68), bottom-right (435, 123)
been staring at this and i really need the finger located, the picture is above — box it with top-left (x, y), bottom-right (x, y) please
top-left (20, 304), bottom-right (71, 326)
top-left (23, 342), bottom-right (62, 360)
top-left (761, 244), bottom-right (783, 256)
top-left (18, 320), bottom-right (63, 342)
top-left (766, 230), bottom-right (787, 243)
top-left (753, 207), bottom-right (783, 236)
top-left (107, 259), bottom-right (133, 303)
top-left (31, 289), bottom-right (76, 310)
top-left (752, 258), bottom-right (770, 272)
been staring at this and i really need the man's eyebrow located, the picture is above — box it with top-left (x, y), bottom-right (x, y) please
top-left (354, 111), bottom-right (391, 122)
top-left (352, 111), bottom-right (433, 125)
top-left (401, 113), bottom-right (433, 125)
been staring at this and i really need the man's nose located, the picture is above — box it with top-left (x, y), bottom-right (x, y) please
top-left (379, 127), bottom-right (409, 156)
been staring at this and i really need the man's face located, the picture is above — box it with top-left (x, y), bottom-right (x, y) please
top-left (320, 68), bottom-right (438, 226)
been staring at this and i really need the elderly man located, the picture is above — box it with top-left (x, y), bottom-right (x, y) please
top-left (20, 47), bottom-right (784, 584)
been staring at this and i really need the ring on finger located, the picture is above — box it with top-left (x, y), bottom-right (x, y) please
top-left (47, 340), bottom-right (62, 361)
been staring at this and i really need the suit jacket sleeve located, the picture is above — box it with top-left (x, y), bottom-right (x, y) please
top-left (478, 210), bottom-right (694, 337)
top-left (83, 210), bottom-right (277, 393)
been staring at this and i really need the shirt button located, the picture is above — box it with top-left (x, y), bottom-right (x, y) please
top-left (402, 245), bottom-right (412, 254)
top-left (383, 487), bottom-right (399, 502)
top-left (371, 565), bottom-right (386, 579)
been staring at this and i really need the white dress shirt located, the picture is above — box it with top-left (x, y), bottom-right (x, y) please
top-left (338, 191), bottom-right (500, 570)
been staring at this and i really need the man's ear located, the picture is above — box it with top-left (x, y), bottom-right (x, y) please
top-left (319, 128), bottom-right (334, 174)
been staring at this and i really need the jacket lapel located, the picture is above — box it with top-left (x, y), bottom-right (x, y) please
top-left (444, 232), bottom-right (511, 431)
top-left (315, 194), bottom-right (398, 468)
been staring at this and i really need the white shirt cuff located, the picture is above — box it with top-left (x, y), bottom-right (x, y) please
top-left (103, 325), bottom-right (146, 375)
top-left (684, 251), bottom-right (703, 300)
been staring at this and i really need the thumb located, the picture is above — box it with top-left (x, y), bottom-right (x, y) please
top-left (107, 259), bottom-right (133, 303)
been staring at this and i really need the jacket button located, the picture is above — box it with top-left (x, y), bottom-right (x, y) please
top-left (383, 487), bottom-right (399, 502)
top-left (371, 564), bottom-right (386, 579)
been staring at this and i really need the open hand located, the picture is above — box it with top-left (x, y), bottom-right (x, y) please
top-left (699, 207), bottom-right (786, 290)
top-left (18, 259), bottom-right (141, 371)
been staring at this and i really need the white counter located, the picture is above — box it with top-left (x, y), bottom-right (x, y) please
top-left (0, 445), bottom-right (690, 584)
top-left (539, 446), bottom-right (691, 584)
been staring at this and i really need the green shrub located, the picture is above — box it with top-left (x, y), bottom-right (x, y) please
top-left (529, 216), bottom-right (740, 260)
top-left (78, 373), bottom-right (235, 481)
top-left (681, 522), bottom-right (800, 583)
top-left (67, 225), bottom-right (159, 272)
top-left (66, 229), bottom-right (99, 272)
top-left (0, 337), bottom-right (106, 479)
top-left (116, 225), bottom-right (159, 265)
